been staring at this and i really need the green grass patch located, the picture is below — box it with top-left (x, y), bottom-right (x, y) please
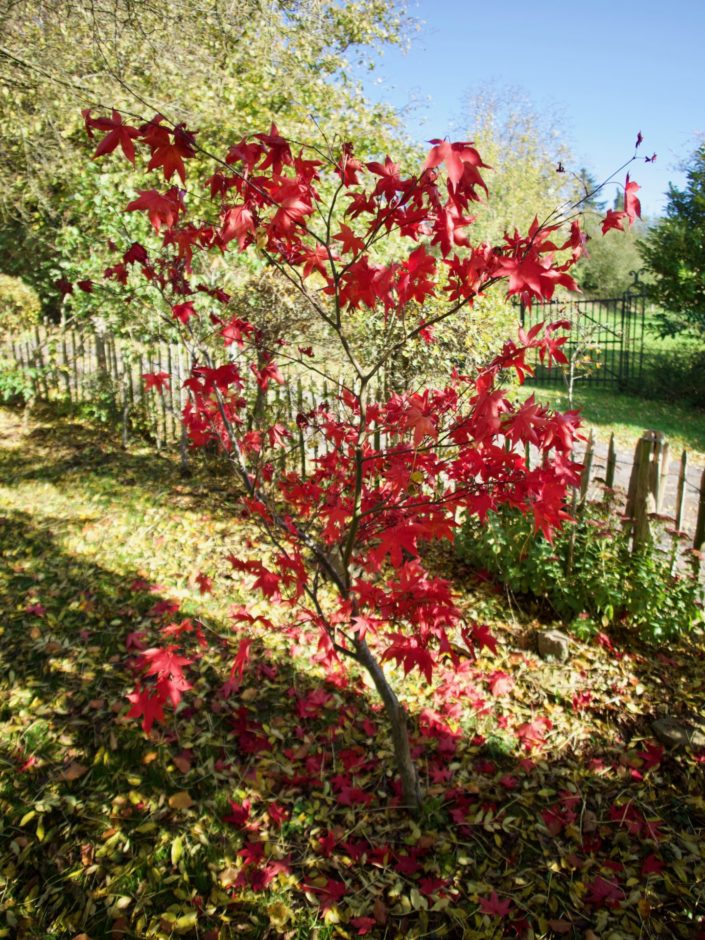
top-left (520, 381), bottom-right (705, 458)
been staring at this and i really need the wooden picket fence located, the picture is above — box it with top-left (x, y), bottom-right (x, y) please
top-left (566, 429), bottom-right (705, 559)
top-left (5, 325), bottom-right (705, 558)
top-left (5, 325), bottom-right (196, 448)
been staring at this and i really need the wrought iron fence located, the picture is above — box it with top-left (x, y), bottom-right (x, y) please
top-left (519, 277), bottom-right (647, 390)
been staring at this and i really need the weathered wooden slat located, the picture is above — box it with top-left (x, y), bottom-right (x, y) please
top-left (580, 431), bottom-right (594, 503)
top-left (674, 449), bottom-right (688, 533)
top-left (605, 432), bottom-right (616, 488)
top-left (694, 467), bottom-right (705, 552)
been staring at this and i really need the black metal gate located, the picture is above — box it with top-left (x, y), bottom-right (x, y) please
top-left (519, 277), bottom-right (647, 390)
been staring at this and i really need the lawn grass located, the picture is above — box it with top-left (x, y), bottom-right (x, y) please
top-left (519, 381), bottom-right (705, 460)
top-left (0, 405), bottom-right (704, 939)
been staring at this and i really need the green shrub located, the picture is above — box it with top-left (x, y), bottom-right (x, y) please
top-left (0, 362), bottom-right (38, 404)
top-left (627, 346), bottom-right (705, 410)
top-left (456, 495), bottom-right (704, 641)
top-left (0, 274), bottom-right (41, 336)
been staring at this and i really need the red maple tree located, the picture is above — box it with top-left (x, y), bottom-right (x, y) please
top-left (82, 110), bottom-right (641, 812)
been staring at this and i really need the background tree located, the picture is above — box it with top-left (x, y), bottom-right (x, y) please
top-left (0, 0), bottom-right (413, 324)
top-left (639, 143), bottom-right (705, 336)
top-left (572, 169), bottom-right (647, 297)
top-left (447, 85), bottom-right (576, 368)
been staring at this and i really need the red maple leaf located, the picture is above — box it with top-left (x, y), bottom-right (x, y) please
top-left (172, 301), bottom-right (197, 324)
top-left (463, 623), bottom-right (498, 656)
top-left (487, 671), bottom-right (513, 697)
top-left (143, 371), bottom-right (170, 392)
top-left (381, 637), bottom-right (434, 684)
top-left (585, 874), bottom-right (625, 908)
top-left (83, 109), bottom-right (140, 163)
top-left (123, 242), bottom-right (148, 265)
top-left (194, 572), bottom-right (212, 594)
top-left (641, 853), bottom-right (665, 876)
top-left (333, 223), bottom-right (366, 255)
top-left (146, 122), bottom-right (196, 183)
top-left (601, 208), bottom-right (626, 235)
top-left (126, 685), bottom-right (165, 734)
top-left (638, 741), bottom-right (664, 771)
top-left (140, 646), bottom-right (193, 705)
top-left (124, 630), bottom-right (147, 651)
top-left (516, 716), bottom-right (552, 751)
top-left (126, 188), bottom-right (182, 232)
top-left (478, 890), bottom-right (511, 917)
top-left (268, 180), bottom-right (313, 234)
top-left (423, 139), bottom-right (489, 189)
top-left (224, 638), bottom-right (252, 695)
top-left (221, 204), bottom-right (256, 249)
top-left (267, 802), bottom-right (289, 827)
top-left (255, 123), bottom-right (293, 175)
top-left (223, 798), bottom-right (252, 827)
top-left (250, 361), bottom-right (285, 391)
top-left (624, 175), bottom-right (642, 224)
top-left (349, 917), bottom-right (376, 936)
top-left (303, 877), bottom-right (347, 912)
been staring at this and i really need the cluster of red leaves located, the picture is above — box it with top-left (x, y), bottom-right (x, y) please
top-left (124, 604), bottom-right (205, 733)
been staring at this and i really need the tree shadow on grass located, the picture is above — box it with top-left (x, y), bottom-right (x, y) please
top-left (1, 406), bottom-right (705, 938)
top-left (2, 509), bottom-right (705, 939)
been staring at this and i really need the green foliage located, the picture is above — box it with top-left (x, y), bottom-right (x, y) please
top-left (0, 0), bottom-right (414, 325)
top-left (575, 218), bottom-right (646, 298)
top-left (0, 275), bottom-right (41, 335)
top-left (521, 382), bottom-right (705, 458)
top-left (0, 362), bottom-right (37, 404)
top-left (463, 85), bottom-right (573, 244)
top-left (639, 144), bottom-right (705, 336)
top-left (456, 498), bottom-right (704, 642)
top-left (628, 343), bottom-right (705, 410)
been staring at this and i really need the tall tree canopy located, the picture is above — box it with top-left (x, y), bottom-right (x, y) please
top-left (0, 0), bottom-right (412, 317)
top-left (639, 144), bottom-right (705, 336)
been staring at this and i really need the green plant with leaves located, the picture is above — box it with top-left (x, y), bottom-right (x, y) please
top-left (456, 495), bottom-right (704, 642)
top-left (0, 274), bottom-right (41, 335)
top-left (0, 0), bottom-right (414, 323)
top-left (639, 144), bottom-right (705, 337)
top-left (0, 361), bottom-right (38, 404)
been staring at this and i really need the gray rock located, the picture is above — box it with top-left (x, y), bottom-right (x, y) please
top-left (652, 717), bottom-right (705, 750)
top-left (537, 629), bottom-right (570, 663)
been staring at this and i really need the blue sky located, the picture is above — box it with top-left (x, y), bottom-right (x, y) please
top-left (358, 0), bottom-right (704, 217)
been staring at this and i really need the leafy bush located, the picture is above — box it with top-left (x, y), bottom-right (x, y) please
top-left (0, 362), bottom-right (38, 404)
top-left (627, 346), bottom-right (705, 410)
top-left (456, 496), bottom-right (704, 641)
top-left (0, 274), bottom-right (41, 335)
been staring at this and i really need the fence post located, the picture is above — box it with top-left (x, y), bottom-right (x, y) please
top-left (652, 432), bottom-right (669, 514)
top-left (626, 430), bottom-right (668, 551)
top-left (694, 467), bottom-right (705, 553)
top-left (605, 432), bottom-right (616, 489)
top-left (580, 430), bottom-right (594, 504)
top-left (674, 450), bottom-right (688, 533)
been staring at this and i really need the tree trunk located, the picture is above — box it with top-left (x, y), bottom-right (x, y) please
top-left (355, 638), bottom-right (422, 814)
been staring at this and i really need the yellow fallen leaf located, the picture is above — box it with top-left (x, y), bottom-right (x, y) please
top-left (168, 791), bottom-right (194, 810)
top-left (219, 866), bottom-right (239, 886)
top-left (267, 900), bottom-right (292, 930)
top-left (171, 835), bottom-right (184, 866)
top-left (61, 762), bottom-right (88, 781)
